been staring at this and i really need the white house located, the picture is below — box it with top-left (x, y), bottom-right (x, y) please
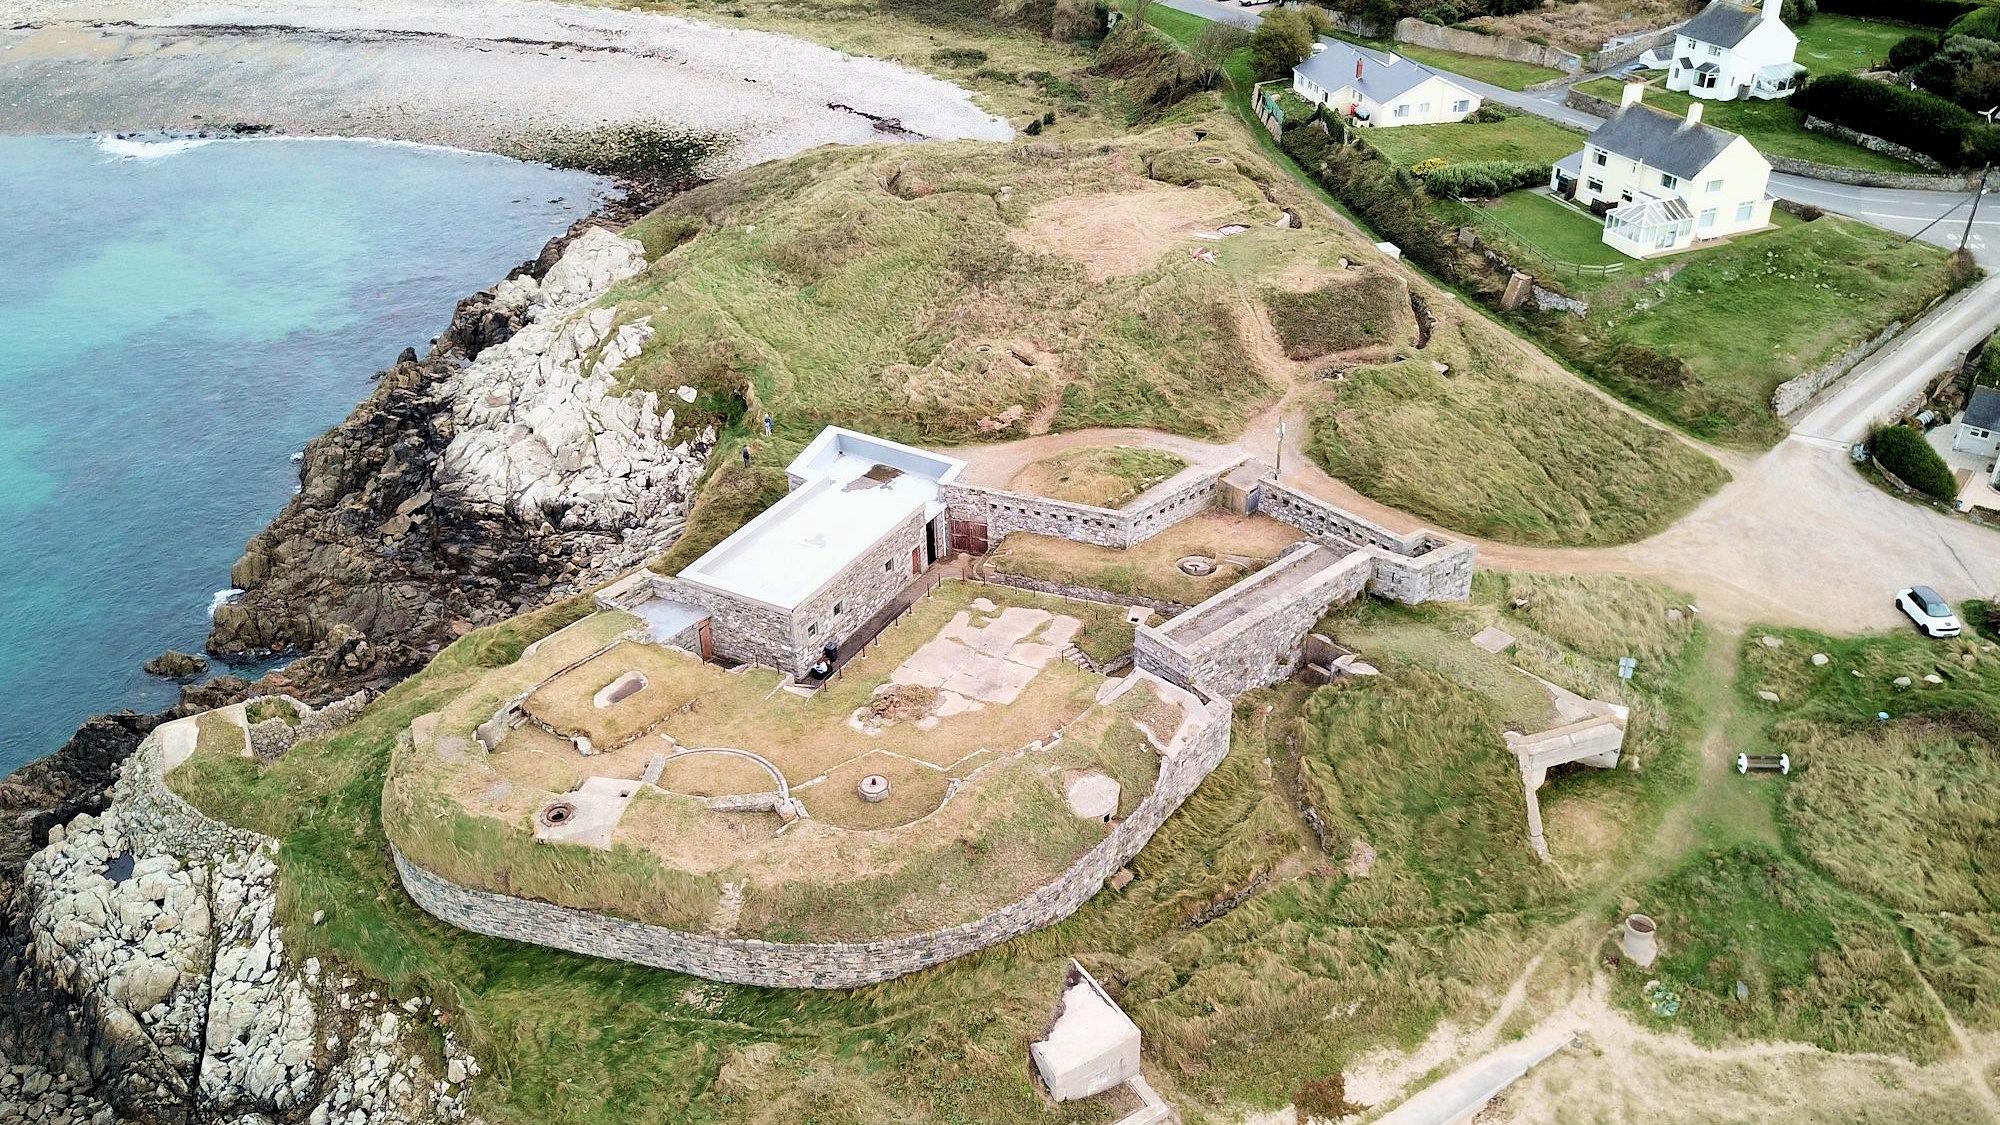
top-left (1953, 387), bottom-right (2000, 459)
top-left (1550, 84), bottom-right (1775, 258)
top-left (1291, 39), bottom-right (1483, 127)
top-left (1666, 0), bottom-right (1804, 101)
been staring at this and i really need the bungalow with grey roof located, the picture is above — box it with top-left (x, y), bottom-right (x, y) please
top-left (1290, 39), bottom-right (1482, 128)
top-left (1550, 83), bottom-right (1774, 258)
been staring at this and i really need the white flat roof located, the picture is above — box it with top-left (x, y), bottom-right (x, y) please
top-left (680, 452), bottom-right (940, 610)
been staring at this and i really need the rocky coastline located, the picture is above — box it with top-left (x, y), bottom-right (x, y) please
top-left (0, 180), bottom-right (712, 1121)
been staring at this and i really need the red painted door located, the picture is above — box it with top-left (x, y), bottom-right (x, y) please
top-left (911, 546), bottom-right (923, 574)
top-left (697, 618), bottom-right (714, 662)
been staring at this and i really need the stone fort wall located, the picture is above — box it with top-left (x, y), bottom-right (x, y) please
top-left (391, 694), bottom-right (1234, 989)
top-left (941, 459), bottom-right (1244, 551)
top-left (1256, 480), bottom-right (1475, 603)
top-left (1137, 546), bottom-right (1376, 700)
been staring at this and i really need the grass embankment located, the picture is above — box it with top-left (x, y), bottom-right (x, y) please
top-left (1574, 76), bottom-right (1925, 173)
top-left (1304, 315), bottom-right (1730, 546)
top-left (1795, 14), bottom-right (1923, 78)
top-left (1394, 43), bottom-right (1566, 91)
top-left (164, 571), bottom-right (1709, 1125)
top-left (1008, 445), bottom-right (1188, 506)
top-left (1612, 623), bottom-right (2000, 1060)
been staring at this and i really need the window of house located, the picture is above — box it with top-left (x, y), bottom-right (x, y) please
top-left (1736, 200), bottom-right (1755, 221)
top-left (1699, 207), bottom-right (1717, 228)
top-left (1592, 149), bottom-right (1607, 166)
top-left (1707, 44), bottom-right (1721, 55)
top-left (1660, 173), bottom-right (1678, 190)
top-left (1453, 99), bottom-right (1470, 113)
top-left (884, 559), bottom-right (894, 571)
top-left (1705, 178), bottom-right (1723, 193)
top-left (1393, 104), bottom-right (1410, 118)
top-left (1418, 102), bottom-right (1430, 114)
top-left (832, 601), bottom-right (844, 615)
top-left (1585, 177), bottom-right (1603, 193)
top-left (1972, 428), bottom-right (1992, 438)
top-left (806, 623), bottom-right (818, 636)
top-left (1621, 190), bottom-right (1634, 202)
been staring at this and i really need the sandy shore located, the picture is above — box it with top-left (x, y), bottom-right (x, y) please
top-left (0, 0), bottom-right (1012, 164)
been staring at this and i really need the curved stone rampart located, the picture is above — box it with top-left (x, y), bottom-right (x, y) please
top-left (391, 694), bottom-right (1233, 989)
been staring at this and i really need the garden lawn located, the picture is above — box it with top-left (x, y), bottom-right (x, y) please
top-left (1794, 14), bottom-right (1921, 78)
top-left (1585, 215), bottom-right (1959, 446)
top-left (1363, 114), bottom-right (1587, 167)
top-left (1443, 190), bottom-right (1631, 280)
top-left (1575, 77), bottom-right (1925, 173)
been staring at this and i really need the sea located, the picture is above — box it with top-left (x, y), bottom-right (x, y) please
top-left (0, 134), bottom-right (607, 775)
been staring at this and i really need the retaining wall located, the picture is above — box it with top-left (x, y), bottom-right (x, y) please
top-left (1772, 321), bottom-right (1903, 416)
top-left (392, 695), bottom-right (1235, 988)
top-left (1255, 480), bottom-right (1477, 603)
top-left (245, 691), bottom-right (371, 762)
top-left (1394, 18), bottom-right (1580, 72)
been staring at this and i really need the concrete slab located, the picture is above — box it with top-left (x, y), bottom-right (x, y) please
top-left (1471, 626), bottom-right (1516, 654)
top-left (158, 716), bottom-right (200, 772)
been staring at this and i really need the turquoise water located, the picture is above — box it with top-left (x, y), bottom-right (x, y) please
top-left (0, 135), bottom-right (606, 773)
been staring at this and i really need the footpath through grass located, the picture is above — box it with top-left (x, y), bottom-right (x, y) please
top-left (1608, 621), bottom-right (2000, 1062)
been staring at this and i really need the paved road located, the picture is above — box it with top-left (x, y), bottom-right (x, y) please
top-left (1162, 0), bottom-right (2000, 260)
top-left (1793, 271), bottom-right (2000, 445)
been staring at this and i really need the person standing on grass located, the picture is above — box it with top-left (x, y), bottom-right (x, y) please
top-left (741, 446), bottom-right (752, 468)
top-left (762, 413), bottom-right (773, 436)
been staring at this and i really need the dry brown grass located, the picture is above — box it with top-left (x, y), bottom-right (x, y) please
top-left (986, 509), bottom-right (1303, 606)
top-left (654, 751), bottom-right (779, 798)
top-left (1468, 0), bottom-right (1688, 57)
top-left (195, 709), bottom-right (246, 758)
top-left (797, 751), bottom-right (952, 830)
top-left (521, 641), bottom-right (712, 747)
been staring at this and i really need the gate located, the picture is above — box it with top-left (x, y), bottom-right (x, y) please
top-left (949, 518), bottom-right (989, 556)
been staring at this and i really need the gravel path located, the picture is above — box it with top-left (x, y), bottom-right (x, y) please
top-left (0, 0), bottom-right (1012, 163)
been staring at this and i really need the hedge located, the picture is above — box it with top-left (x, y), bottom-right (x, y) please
top-left (1280, 123), bottom-right (1503, 292)
top-left (1819, 0), bottom-right (1978, 27)
top-left (1871, 424), bottom-right (1960, 500)
top-left (1793, 72), bottom-right (2000, 168)
top-left (1420, 160), bottom-right (1549, 198)
top-left (1887, 32), bottom-right (1941, 70)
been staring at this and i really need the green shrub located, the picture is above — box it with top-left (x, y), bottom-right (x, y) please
top-left (1911, 34), bottom-right (2000, 111)
top-left (1782, 0), bottom-right (1818, 23)
top-left (1889, 31), bottom-right (1942, 69)
top-left (1870, 423), bottom-right (1959, 500)
top-left (932, 46), bottom-right (990, 67)
top-left (1948, 4), bottom-right (2000, 39)
top-left (1248, 6), bottom-right (1334, 79)
top-left (1976, 335), bottom-right (2000, 387)
top-left (1419, 159), bottom-right (1547, 198)
top-left (1793, 73), bottom-right (2000, 168)
top-left (1467, 103), bottom-right (1514, 123)
top-left (531, 122), bottom-right (734, 193)
top-left (1279, 123), bottom-right (1504, 295)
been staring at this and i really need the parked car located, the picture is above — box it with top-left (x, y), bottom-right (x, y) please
top-left (1896, 586), bottom-right (1963, 638)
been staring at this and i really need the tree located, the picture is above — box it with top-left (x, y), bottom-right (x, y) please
top-left (1870, 424), bottom-right (1959, 501)
top-left (1190, 23), bottom-right (1253, 86)
top-left (1249, 6), bottom-right (1335, 80)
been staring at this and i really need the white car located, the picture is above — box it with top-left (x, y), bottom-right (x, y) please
top-left (1895, 586), bottom-right (1962, 638)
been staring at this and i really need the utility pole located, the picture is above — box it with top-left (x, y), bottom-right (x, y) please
top-left (1275, 419), bottom-right (1285, 479)
top-left (1962, 165), bottom-right (1991, 254)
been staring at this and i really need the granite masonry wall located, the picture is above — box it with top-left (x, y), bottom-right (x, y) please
top-left (392, 694), bottom-right (1235, 988)
top-left (244, 691), bottom-right (372, 762)
top-left (1137, 545), bottom-right (1375, 699)
top-left (1256, 480), bottom-right (1476, 603)
top-left (118, 736), bottom-right (271, 860)
top-left (1771, 320), bottom-right (1902, 417)
top-left (650, 575), bottom-right (792, 672)
top-left (1393, 17), bottom-right (1580, 71)
top-left (785, 508), bottom-right (929, 672)
top-left (942, 460), bottom-right (1242, 552)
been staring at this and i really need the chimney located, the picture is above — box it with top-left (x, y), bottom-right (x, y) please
top-left (1356, 57), bottom-right (1365, 83)
top-left (1761, 0), bottom-right (1781, 21)
top-left (1620, 81), bottom-right (1644, 109)
top-left (1685, 102), bottom-right (1703, 127)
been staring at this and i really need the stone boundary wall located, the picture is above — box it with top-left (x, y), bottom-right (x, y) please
top-left (942, 459), bottom-right (1244, 551)
top-left (1394, 18), bottom-right (1581, 73)
top-left (1586, 24), bottom-right (1681, 73)
top-left (1772, 320), bottom-right (1903, 416)
top-left (391, 694), bottom-right (1235, 989)
top-left (1800, 117), bottom-right (1952, 175)
top-left (1564, 89), bottom-right (1622, 120)
top-left (245, 691), bottom-right (372, 762)
top-left (118, 736), bottom-right (272, 860)
top-left (1137, 546), bottom-right (1375, 699)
